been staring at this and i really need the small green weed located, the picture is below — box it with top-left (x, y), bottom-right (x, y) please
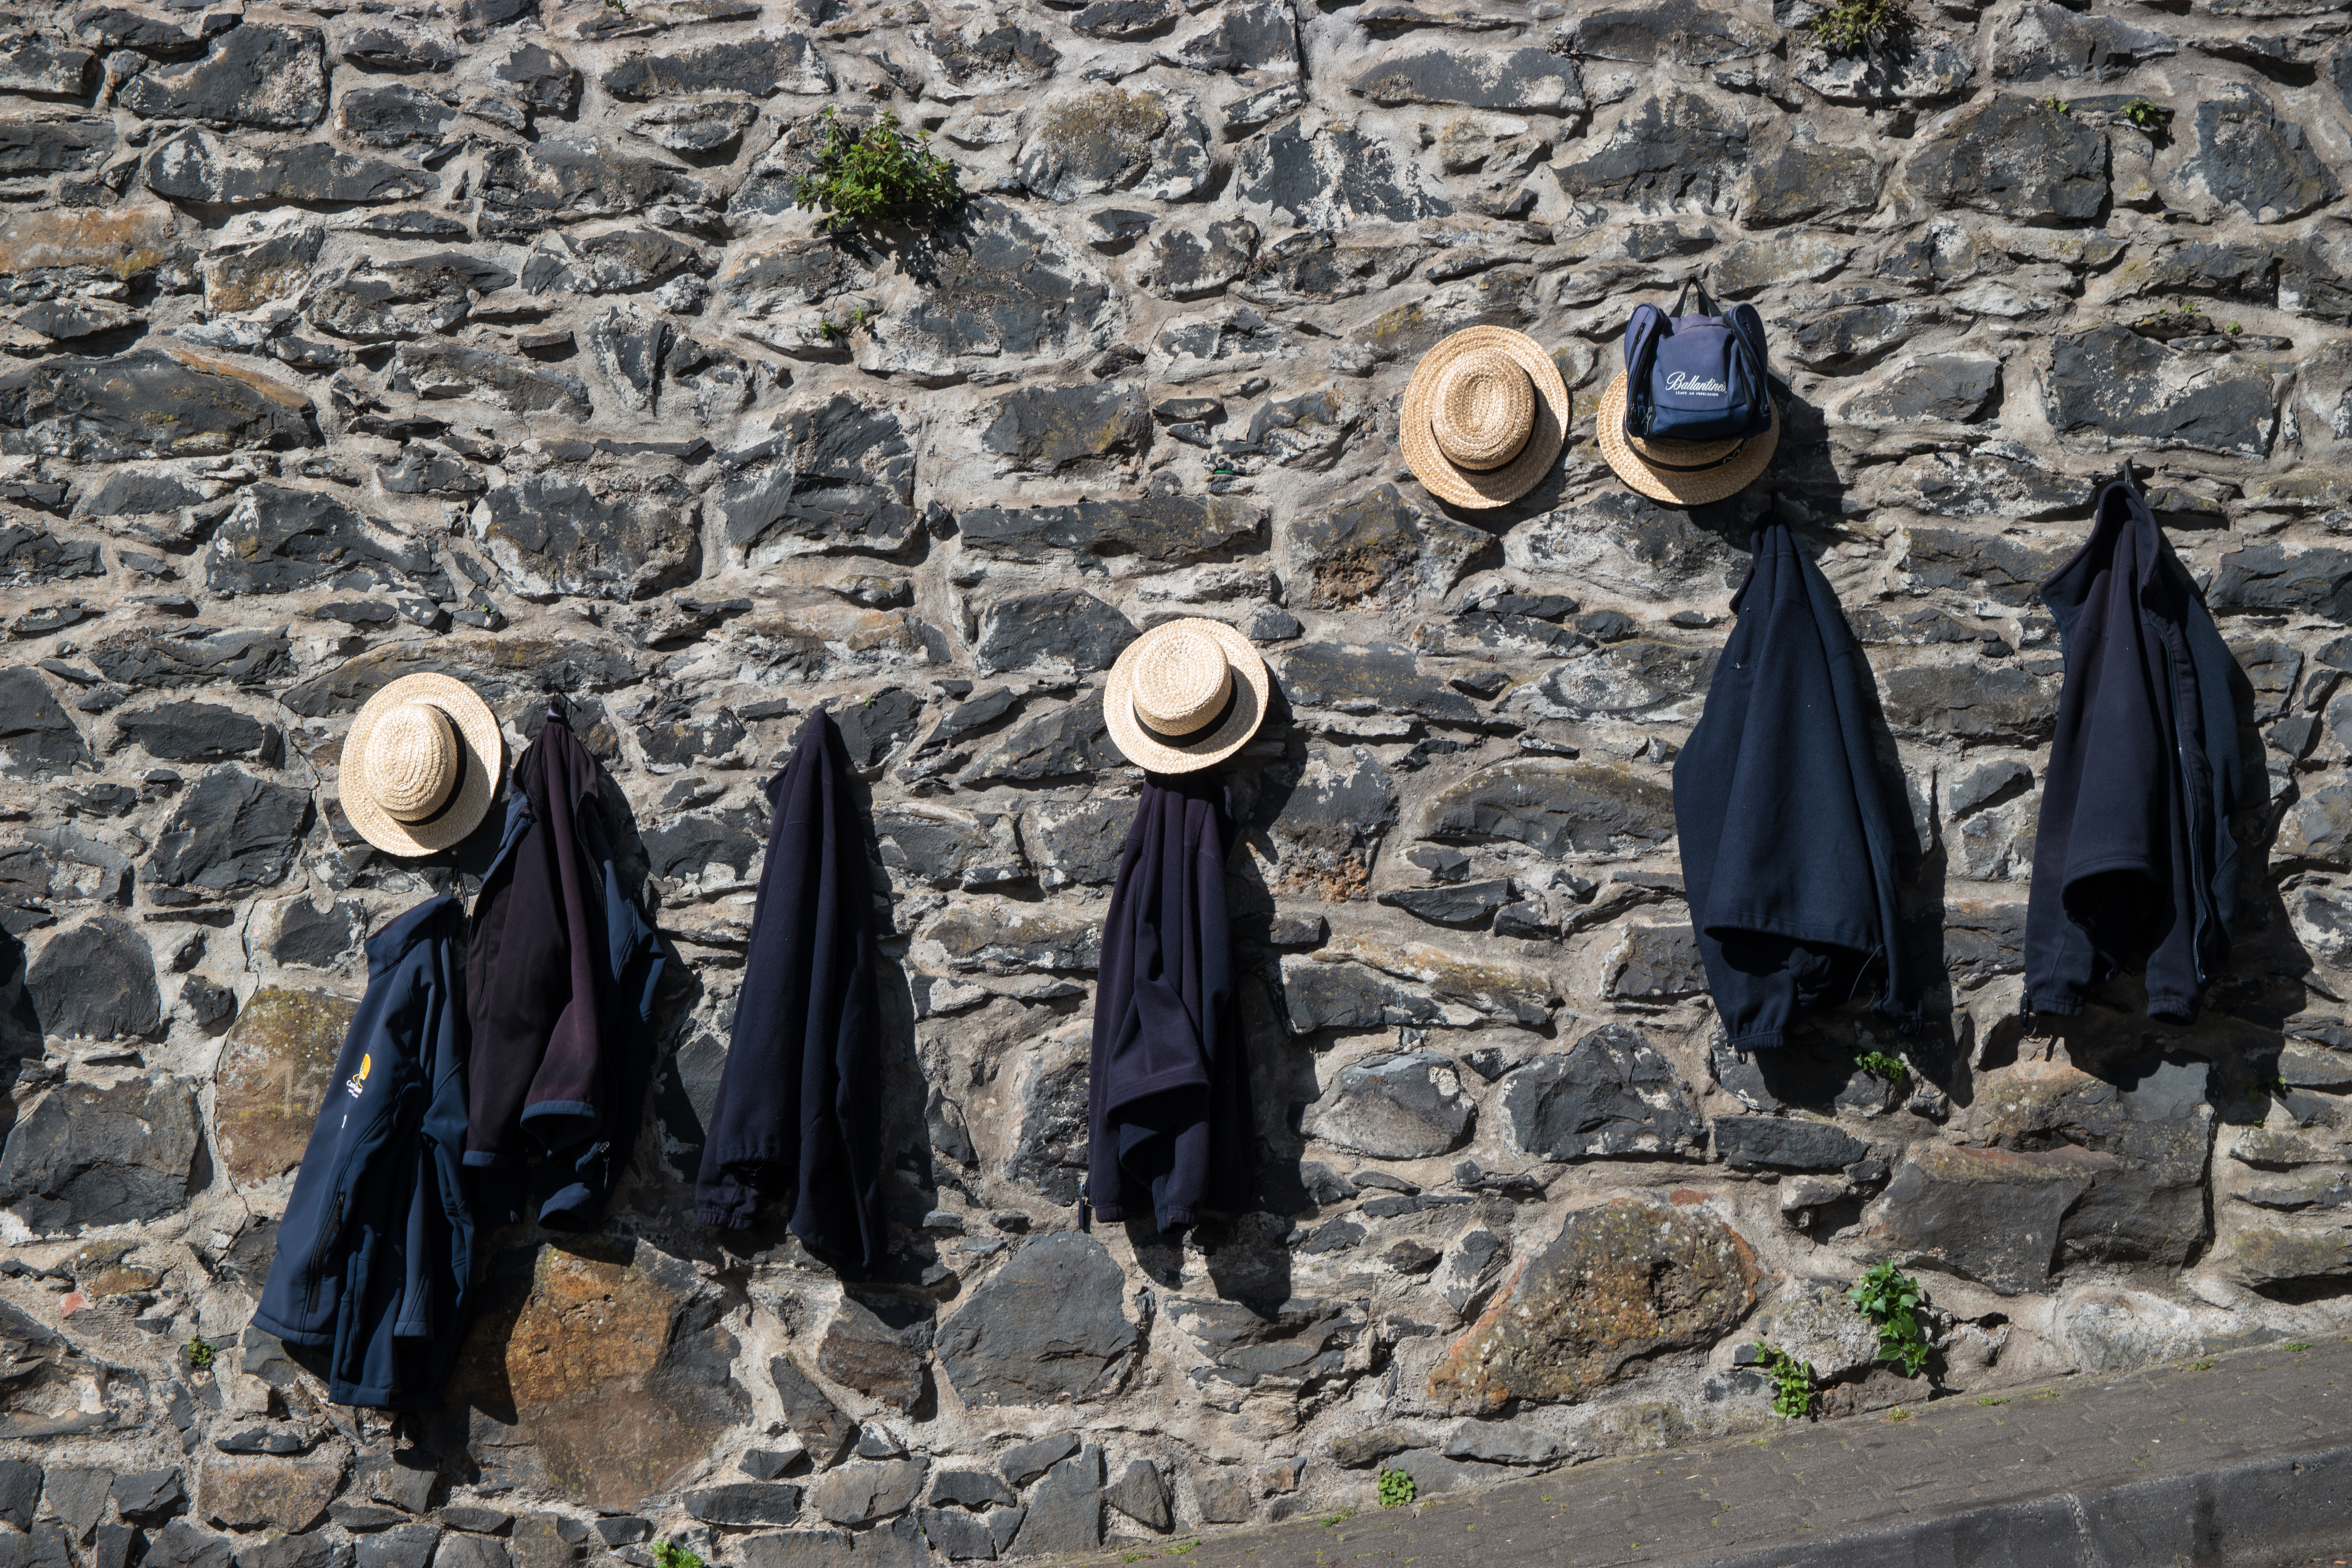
top-left (1377, 1469), bottom-right (1416, 1509)
top-left (184, 1336), bottom-right (216, 1371)
top-left (1165, 1545), bottom-right (1199, 1558)
top-left (652, 1543), bottom-right (701, 1568)
top-left (1850, 1262), bottom-right (1932, 1378)
top-left (1319, 1508), bottom-right (1356, 1527)
top-left (1976, 1396), bottom-right (2008, 1406)
top-left (794, 106), bottom-right (962, 235)
top-left (1751, 1341), bottom-right (1817, 1420)
top-left (2045, 94), bottom-right (2072, 116)
top-left (2122, 97), bottom-right (2172, 134)
top-left (1853, 1049), bottom-right (1909, 1088)
top-left (1808, 0), bottom-right (1910, 53)
top-left (1886, 1406), bottom-right (1911, 1422)
top-left (2286, 1341), bottom-right (2315, 1352)
top-left (2189, 1359), bottom-right (2217, 1371)
top-left (2248, 1077), bottom-right (2290, 1100)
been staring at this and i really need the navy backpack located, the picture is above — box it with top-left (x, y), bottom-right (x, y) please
top-left (1622, 276), bottom-right (1774, 446)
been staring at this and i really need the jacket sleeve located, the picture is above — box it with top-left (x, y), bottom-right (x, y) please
top-left (517, 730), bottom-right (608, 1155)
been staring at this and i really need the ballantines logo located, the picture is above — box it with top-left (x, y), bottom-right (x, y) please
top-left (1664, 370), bottom-right (1730, 396)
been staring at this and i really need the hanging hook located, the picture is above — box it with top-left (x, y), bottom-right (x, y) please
top-left (546, 691), bottom-right (568, 728)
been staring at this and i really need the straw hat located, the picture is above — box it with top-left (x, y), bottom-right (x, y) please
top-left (1595, 371), bottom-right (1781, 507)
top-left (1104, 618), bottom-right (1270, 775)
top-left (340, 673), bottom-right (504, 856)
top-left (1400, 326), bottom-right (1571, 510)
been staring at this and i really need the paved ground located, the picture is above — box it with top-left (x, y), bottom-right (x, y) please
top-left (1063, 1337), bottom-right (2352, 1568)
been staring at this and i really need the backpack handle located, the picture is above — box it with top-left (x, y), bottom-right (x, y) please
top-left (1670, 272), bottom-right (1720, 319)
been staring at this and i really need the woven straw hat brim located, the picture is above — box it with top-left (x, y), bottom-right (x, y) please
top-left (1104, 619), bottom-right (1271, 774)
top-left (1595, 372), bottom-right (1780, 507)
top-left (342, 673), bottom-right (505, 857)
top-left (1401, 326), bottom-right (1572, 510)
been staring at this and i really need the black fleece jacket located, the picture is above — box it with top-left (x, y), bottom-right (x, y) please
top-left (697, 710), bottom-right (885, 1277)
top-left (2026, 479), bottom-right (2244, 1022)
top-left (1087, 772), bottom-right (1255, 1232)
top-left (1673, 520), bottom-right (1916, 1050)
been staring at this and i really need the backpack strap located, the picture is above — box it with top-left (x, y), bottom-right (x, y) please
top-left (1726, 301), bottom-right (1770, 383)
top-left (1621, 303), bottom-right (1665, 437)
top-left (1670, 273), bottom-right (1720, 319)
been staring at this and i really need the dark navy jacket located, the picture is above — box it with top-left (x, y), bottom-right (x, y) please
top-left (2026, 479), bottom-right (2243, 1022)
top-left (1087, 773), bottom-right (1254, 1232)
top-left (252, 896), bottom-right (473, 1410)
top-left (697, 710), bottom-right (885, 1276)
top-left (466, 715), bottom-right (665, 1229)
top-left (1674, 521), bottom-right (1916, 1050)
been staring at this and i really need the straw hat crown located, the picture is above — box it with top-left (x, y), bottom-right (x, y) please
top-left (1430, 348), bottom-right (1535, 471)
top-left (1131, 625), bottom-right (1233, 738)
top-left (368, 704), bottom-right (461, 822)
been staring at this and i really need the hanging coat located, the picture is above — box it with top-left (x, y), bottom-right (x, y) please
top-left (1673, 520), bottom-right (1917, 1050)
top-left (1087, 772), bottom-right (1255, 1232)
top-left (2026, 478), bottom-right (2245, 1022)
top-left (253, 896), bottom-right (473, 1410)
top-left (465, 713), bottom-right (666, 1229)
top-left (697, 709), bottom-right (885, 1277)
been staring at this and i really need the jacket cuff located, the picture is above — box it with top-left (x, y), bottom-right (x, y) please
top-left (1726, 1029), bottom-right (1785, 1052)
top-left (2024, 991), bottom-right (2083, 1018)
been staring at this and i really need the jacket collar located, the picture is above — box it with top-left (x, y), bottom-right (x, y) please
top-left (366, 894), bottom-right (462, 977)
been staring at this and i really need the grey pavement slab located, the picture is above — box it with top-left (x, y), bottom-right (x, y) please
top-left (1056, 1337), bottom-right (2352, 1567)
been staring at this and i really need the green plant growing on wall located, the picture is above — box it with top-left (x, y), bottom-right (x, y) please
top-left (1808, 0), bottom-right (1910, 54)
top-left (2045, 94), bottom-right (2072, 116)
top-left (184, 1336), bottom-right (215, 1371)
top-left (2123, 97), bottom-right (2172, 134)
top-left (1853, 1048), bottom-right (1908, 1088)
top-left (1377, 1468), bottom-right (1416, 1509)
top-left (794, 107), bottom-right (963, 235)
top-left (1751, 1342), bottom-right (1817, 1419)
top-left (651, 1543), bottom-right (701, 1568)
top-left (1850, 1262), bottom-right (1933, 1377)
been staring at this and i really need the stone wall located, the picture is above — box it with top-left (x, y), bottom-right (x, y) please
top-left (2, 0), bottom-right (2351, 1560)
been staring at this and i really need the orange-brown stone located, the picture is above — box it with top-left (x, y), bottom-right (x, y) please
top-left (0, 204), bottom-right (177, 277)
top-left (1429, 1198), bottom-right (1760, 1414)
top-left (214, 986), bottom-right (355, 1188)
top-left (449, 1239), bottom-right (748, 1511)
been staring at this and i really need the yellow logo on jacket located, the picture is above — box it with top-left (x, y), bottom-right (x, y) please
top-left (343, 1053), bottom-right (371, 1099)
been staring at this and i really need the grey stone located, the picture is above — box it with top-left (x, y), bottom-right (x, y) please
top-left (1992, 3), bottom-right (2176, 79)
top-left (1143, 219), bottom-right (1259, 299)
top-left (0, 669), bottom-right (91, 779)
top-left (1841, 355), bottom-right (2000, 425)
top-left (474, 475), bottom-right (698, 604)
top-left (1378, 879), bottom-right (1512, 928)
top-left (997, 1433), bottom-right (1078, 1489)
top-left (2045, 324), bottom-right (2276, 458)
top-left (0, 527), bottom-right (103, 586)
top-left (115, 1469), bottom-right (186, 1522)
top-left (146, 768), bottom-right (312, 892)
top-left (1351, 48), bottom-right (1581, 112)
top-left (1169, 0), bottom-right (1295, 71)
top-left (337, 84), bottom-right (458, 147)
top-left (389, 343), bottom-right (592, 417)
top-left (981, 383), bottom-right (1149, 473)
top-left (145, 129), bottom-right (434, 205)
top-left (493, 42), bottom-right (577, 113)
top-left (971, 591), bottom-right (1135, 676)
top-left (27, 919), bottom-right (160, 1040)
top-left (631, 99), bottom-right (758, 154)
top-left (832, 690), bottom-right (924, 773)
top-left (1424, 760), bottom-right (1675, 857)
top-left (432, 1539), bottom-right (504, 1568)
top-left (1009, 1449), bottom-right (1099, 1557)
top-left (711, 395), bottom-right (917, 563)
top-left (1864, 1142), bottom-right (2094, 1294)
top-left (1237, 120), bottom-right (1450, 229)
top-left (1279, 642), bottom-right (1478, 726)
top-left (235, 1538), bottom-right (352, 1568)
top-left (928, 1470), bottom-right (1014, 1510)
top-left (1743, 139), bottom-right (1879, 228)
top-left (601, 33), bottom-right (831, 98)
top-left (1019, 89), bottom-right (1208, 204)
top-left (1502, 1026), bottom-right (1703, 1162)
top-left (938, 1235), bottom-right (1137, 1406)
top-left (1972, 1058), bottom-right (2213, 1267)
top-left (2210, 544), bottom-right (2352, 622)
top-left (1792, 29), bottom-right (1971, 105)
top-left (1602, 922), bottom-right (1704, 1000)
top-left (806, 1461), bottom-right (923, 1526)
top-left (2177, 85), bottom-right (2340, 222)
top-left (117, 24), bottom-right (328, 128)
top-left (1556, 90), bottom-right (1747, 213)
top-left (208, 485), bottom-right (439, 598)
top-left (959, 693), bottom-right (1121, 785)
top-left (768, 1355), bottom-right (859, 1466)
top-left (1103, 1460), bottom-right (1169, 1532)
top-left (43, 1467), bottom-right (110, 1541)
top-left (146, 1524), bottom-right (233, 1568)
top-left (353, 1525), bottom-right (438, 1568)
top-left (856, 199), bottom-right (1114, 383)
top-left (1281, 958), bottom-right (1452, 1033)
top-left (681, 1484), bottom-right (803, 1527)
top-left (730, 1534), bottom-right (853, 1568)
top-left (1306, 1052), bottom-right (1474, 1159)
top-left (1019, 797), bottom-right (1131, 889)
top-left (0, 350), bottom-right (318, 463)
top-left (478, 138), bottom-right (712, 229)
top-left (1880, 663), bottom-right (2058, 745)
top-left (1902, 93), bottom-right (2108, 221)
top-left (1712, 1116), bottom-right (1868, 1172)
top-left (0, 1075), bottom-right (200, 1231)
top-left (1442, 1422), bottom-right (1570, 1466)
top-left (0, 38), bottom-right (97, 96)
top-left (0, 119), bottom-right (114, 175)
